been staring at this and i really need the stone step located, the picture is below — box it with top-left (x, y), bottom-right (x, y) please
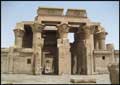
top-left (70, 75), bottom-right (96, 84)
top-left (70, 78), bottom-right (96, 84)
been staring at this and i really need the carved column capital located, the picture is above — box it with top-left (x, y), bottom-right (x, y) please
top-left (57, 23), bottom-right (70, 38)
top-left (94, 25), bottom-right (106, 34)
top-left (14, 29), bottom-right (25, 37)
top-left (76, 25), bottom-right (91, 40)
top-left (13, 29), bottom-right (25, 48)
top-left (95, 32), bottom-right (108, 40)
top-left (32, 22), bottom-right (45, 33)
top-left (89, 25), bottom-right (96, 34)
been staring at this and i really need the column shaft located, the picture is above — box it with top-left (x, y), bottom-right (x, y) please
top-left (97, 32), bottom-right (107, 50)
top-left (32, 23), bottom-right (44, 75)
top-left (33, 32), bottom-right (44, 75)
top-left (94, 39), bottom-right (99, 50)
top-left (57, 24), bottom-right (71, 75)
top-left (99, 39), bottom-right (106, 50)
top-left (57, 39), bottom-right (71, 75)
top-left (75, 25), bottom-right (94, 75)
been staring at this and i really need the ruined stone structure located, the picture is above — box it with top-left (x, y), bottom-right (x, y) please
top-left (108, 63), bottom-right (119, 84)
top-left (1, 7), bottom-right (119, 75)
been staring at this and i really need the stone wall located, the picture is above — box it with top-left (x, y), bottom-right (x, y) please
top-left (13, 52), bottom-right (33, 74)
top-left (1, 48), bottom-right (33, 74)
top-left (1, 7), bottom-right (119, 76)
top-left (1, 48), bottom-right (9, 73)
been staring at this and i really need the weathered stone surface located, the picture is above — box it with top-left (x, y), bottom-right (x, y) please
top-left (57, 39), bottom-right (71, 75)
top-left (108, 63), bottom-right (119, 84)
top-left (32, 22), bottom-right (45, 32)
top-left (57, 23), bottom-right (70, 39)
top-left (1, 7), bottom-right (119, 79)
top-left (70, 78), bottom-right (96, 83)
top-left (94, 32), bottom-right (108, 50)
top-left (14, 29), bottom-right (25, 48)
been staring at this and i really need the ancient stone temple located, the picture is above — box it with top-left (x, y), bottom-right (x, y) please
top-left (1, 7), bottom-right (119, 75)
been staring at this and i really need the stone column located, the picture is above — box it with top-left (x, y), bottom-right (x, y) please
top-left (94, 36), bottom-right (99, 50)
top-left (96, 32), bottom-right (107, 50)
top-left (73, 55), bottom-right (77, 74)
top-left (14, 29), bottom-right (25, 48)
top-left (75, 25), bottom-right (94, 75)
top-left (32, 23), bottom-right (44, 75)
top-left (57, 24), bottom-right (71, 75)
top-left (7, 47), bottom-right (15, 73)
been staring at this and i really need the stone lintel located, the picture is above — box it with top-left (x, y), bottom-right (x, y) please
top-left (90, 22), bottom-right (100, 26)
top-left (21, 21), bottom-right (34, 25)
top-left (66, 9), bottom-right (87, 18)
top-left (37, 7), bottom-right (64, 16)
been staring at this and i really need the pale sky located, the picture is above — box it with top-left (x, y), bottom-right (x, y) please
top-left (1, 1), bottom-right (119, 50)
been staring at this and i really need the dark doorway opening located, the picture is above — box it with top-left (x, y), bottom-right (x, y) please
top-left (42, 30), bottom-right (58, 75)
top-left (22, 25), bottom-right (33, 48)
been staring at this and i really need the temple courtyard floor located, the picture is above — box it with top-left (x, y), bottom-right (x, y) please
top-left (1, 73), bottom-right (111, 84)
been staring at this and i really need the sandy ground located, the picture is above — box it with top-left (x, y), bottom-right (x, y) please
top-left (1, 73), bottom-right (111, 84)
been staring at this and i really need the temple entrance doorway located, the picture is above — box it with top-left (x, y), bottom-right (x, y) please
top-left (42, 52), bottom-right (54, 74)
top-left (42, 29), bottom-right (58, 75)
